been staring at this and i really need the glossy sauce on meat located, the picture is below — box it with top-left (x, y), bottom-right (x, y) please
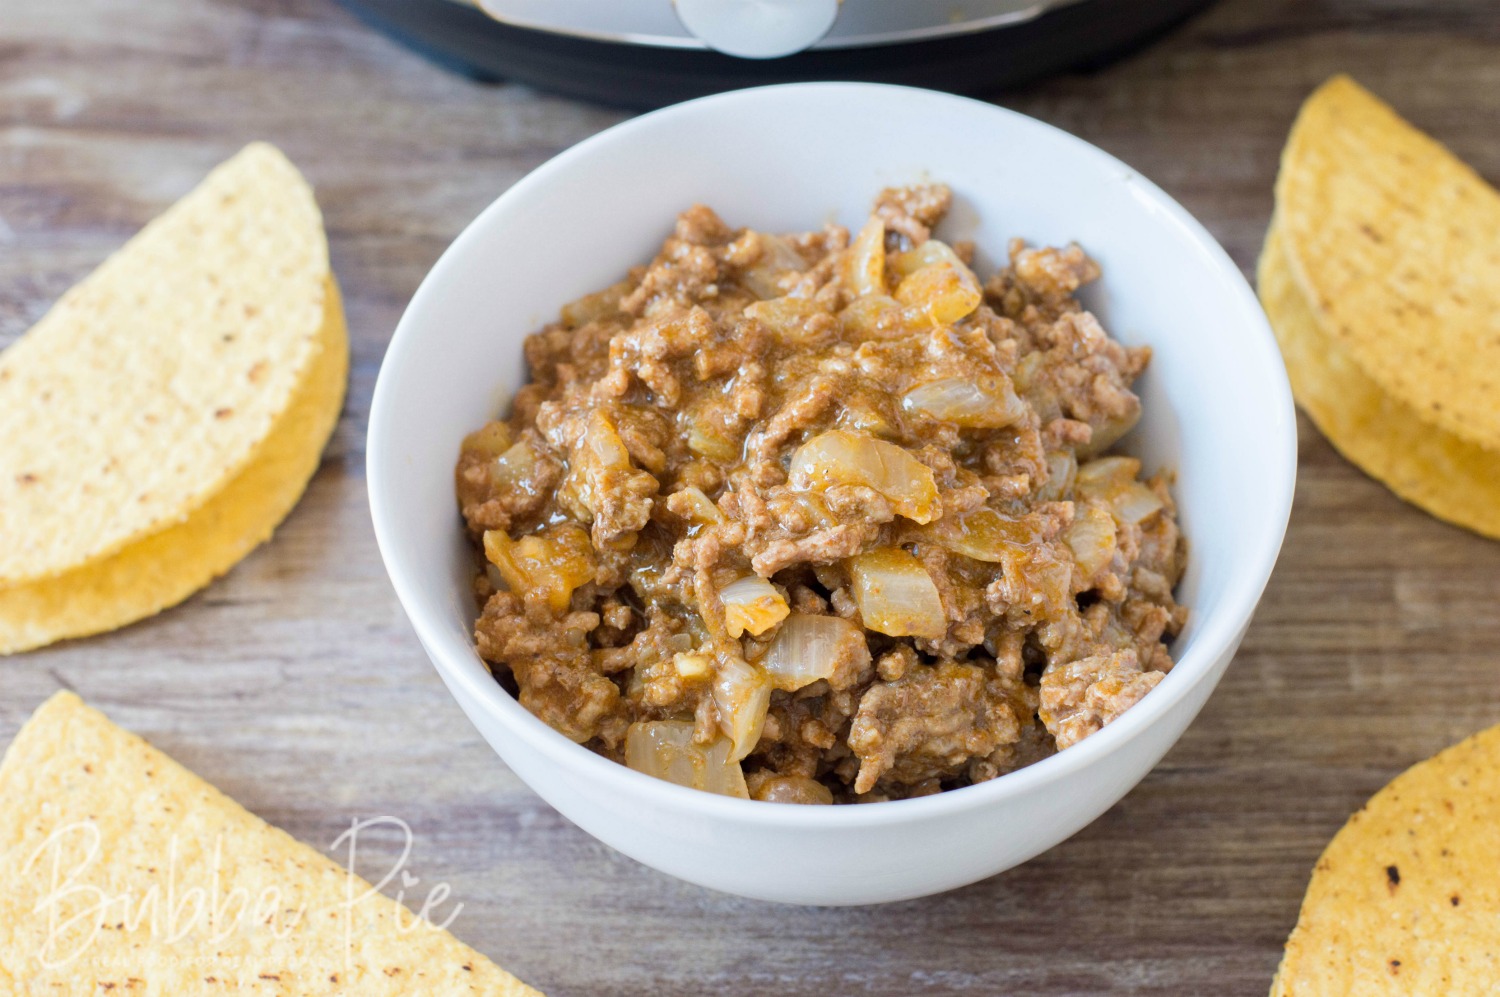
top-left (456, 184), bottom-right (1187, 803)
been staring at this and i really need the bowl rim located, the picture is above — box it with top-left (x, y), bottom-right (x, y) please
top-left (369, 80), bottom-right (1297, 830)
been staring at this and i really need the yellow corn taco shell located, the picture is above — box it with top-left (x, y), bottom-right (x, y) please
top-left (0, 280), bottom-right (347, 654)
top-left (0, 691), bottom-right (543, 995)
top-left (0, 143), bottom-right (348, 652)
top-left (1259, 227), bottom-right (1500, 539)
top-left (1271, 722), bottom-right (1500, 994)
top-left (1275, 75), bottom-right (1500, 453)
top-left (0, 143), bottom-right (330, 587)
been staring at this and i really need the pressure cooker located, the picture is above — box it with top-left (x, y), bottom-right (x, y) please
top-left (341, 0), bottom-right (1215, 107)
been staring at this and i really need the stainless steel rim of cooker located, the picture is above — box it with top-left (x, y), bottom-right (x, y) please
top-left (459, 0), bottom-right (1091, 56)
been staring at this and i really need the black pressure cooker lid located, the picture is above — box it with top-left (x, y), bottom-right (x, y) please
top-left (339, 0), bottom-right (1215, 109)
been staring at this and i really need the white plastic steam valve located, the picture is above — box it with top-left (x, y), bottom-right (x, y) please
top-left (674, 0), bottom-right (841, 59)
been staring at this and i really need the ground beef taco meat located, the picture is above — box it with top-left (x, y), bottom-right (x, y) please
top-left (456, 183), bottom-right (1188, 803)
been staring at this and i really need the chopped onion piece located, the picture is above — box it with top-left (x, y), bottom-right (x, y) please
top-left (746, 296), bottom-right (828, 343)
top-left (893, 242), bottom-right (982, 325)
top-left (560, 279), bottom-right (631, 328)
top-left (848, 548), bottom-right (946, 640)
top-left (1035, 450), bottom-right (1078, 502)
top-left (668, 486), bottom-right (724, 527)
top-left (712, 655), bottom-right (772, 761)
top-left (1075, 456), bottom-right (1141, 497)
top-left (1113, 481), bottom-right (1165, 524)
top-left (624, 721), bottom-right (749, 798)
top-left (752, 775), bottom-right (834, 805)
top-left (461, 421), bottom-right (512, 460)
top-left (742, 233), bottom-right (806, 300)
top-left (1029, 554), bottom-right (1075, 615)
top-left (835, 394), bottom-right (898, 437)
top-left (457, 423), bottom-right (519, 509)
top-left (889, 239), bottom-right (965, 279)
top-left (583, 409), bottom-right (632, 468)
top-left (491, 440), bottom-right (540, 493)
top-left (844, 217), bottom-right (887, 298)
top-left (561, 409), bottom-right (636, 524)
top-left (838, 294), bottom-right (905, 340)
top-left (762, 613), bottom-right (870, 692)
top-left (719, 575), bottom-right (790, 638)
top-left (902, 375), bottom-right (1027, 429)
top-left (794, 491), bottom-right (835, 528)
top-left (1065, 503), bottom-right (1117, 579)
top-left (1012, 351), bottom-right (1045, 393)
top-left (1080, 408), bottom-right (1141, 458)
top-left (482, 530), bottom-right (527, 593)
top-left (917, 507), bottom-right (1035, 563)
top-left (483, 523), bottom-right (596, 614)
top-left (788, 430), bottom-right (939, 524)
top-left (1075, 457), bottom-right (1164, 524)
top-left (682, 405), bottom-right (742, 464)
top-left (673, 652), bottom-right (713, 680)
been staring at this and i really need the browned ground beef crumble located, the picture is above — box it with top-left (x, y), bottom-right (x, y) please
top-left (456, 183), bottom-right (1187, 803)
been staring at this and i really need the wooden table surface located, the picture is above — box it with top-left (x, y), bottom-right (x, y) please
top-left (5, 2), bottom-right (1500, 993)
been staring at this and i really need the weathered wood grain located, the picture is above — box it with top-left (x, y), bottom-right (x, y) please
top-left (3, 1), bottom-right (1499, 993)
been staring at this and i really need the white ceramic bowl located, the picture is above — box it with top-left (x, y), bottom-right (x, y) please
top-left (368, 82), bottom-right (1296, 906)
